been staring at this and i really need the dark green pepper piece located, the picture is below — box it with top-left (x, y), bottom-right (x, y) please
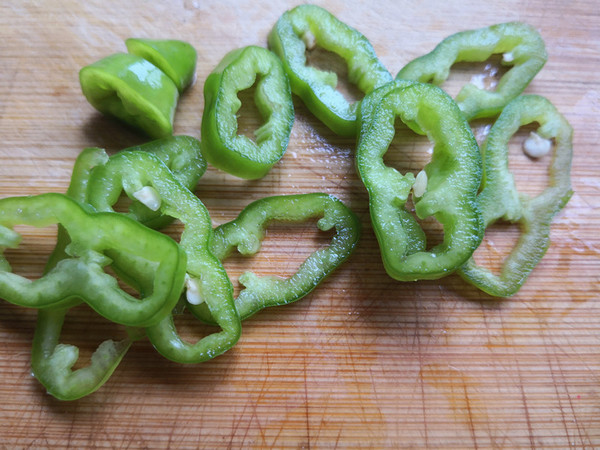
top-left (79, 53), bottom-right (179, 139)
top-left (356, 80), bottom-right (484, 281)
top-left (87, 150), bottom-right (241, 364)
top-left (396, 22), bottom-right (547, 120)
top-left (268, 4), bottom-right (393, 137)
top-left (126, 38), bottom-right (197, 93)
top-left (201, 45), bottom-right (294, 179)
top-left (194, 193), bottom-right (360, 323)
top-left (0, 192), bottom-right (186, 327)
top-left (458, 95), bottom-right (573, 296)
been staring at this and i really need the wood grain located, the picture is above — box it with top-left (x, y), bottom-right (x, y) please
top-left (0, 0), bottom-right (599, 448)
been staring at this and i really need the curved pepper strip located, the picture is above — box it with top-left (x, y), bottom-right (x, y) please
top-left (120, 135), bottom-right (206, 229)
top-left (126, 38), bottom-right (197, 93)
top-left (193, 193), bottom-right (360, 323)
top-left (87, 151), bottom-right (241, 364)
top-left (268, 4), bottom-right (393, 137)
top-left (0, 192), bottom-right (186, 327)
top-left (79, 53), bottom-right (179, 139)
top-left (458, 95), bottom-right (573, 296)
top-left (31, 148), bottom-right (133, 400)
top-left (396, 22), bottom-right (547, 121)
top-left (201, 45), bottom-right (294, 179)
top-left (32, 309), bottom-right (132, 401)
top-left (356, 80), bottom-right (483, 281)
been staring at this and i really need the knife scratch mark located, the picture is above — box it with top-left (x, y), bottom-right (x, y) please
top-left (303, 352), bottom-right (311, 450)
top-left (414, 306), bottom-right (430, 448)
top-left (462, 382), bottom-right (479, 450)
top-left (515, 359), bottom-right (536, 449)
top-left (549, 333), bottom-right (594, 448)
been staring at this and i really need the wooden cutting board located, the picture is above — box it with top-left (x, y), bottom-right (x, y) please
top-left (1, 0), bottom-right (598, 447)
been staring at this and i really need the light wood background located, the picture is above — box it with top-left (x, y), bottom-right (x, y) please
top-left (0, 0), bottom-right (598, 448)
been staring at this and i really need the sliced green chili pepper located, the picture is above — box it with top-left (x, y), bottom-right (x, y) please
top-left (356, 80), bottom-right (483, 281)
top-left (268, 4), bottom-right (393, 137)
top-left (126, 38), bottom-right (197, 93)
top-left (31, 146), bottom-right (132, 401)
top-left (194, 193), bottom-right (360, 323)
top-left (201, 45), bottom-right (294, 179)
top-left (0, 192), bottom-right (186, 327)
top-left (458, 95), bottom-right (573, 296)
top-left (32, 308), bottom-right (133, 401)
top-left (79, 53), bottom-right (179, 139)
top-left (87, 150), bottom-right (241, 364)
top-left (119, 135), bottom-right (206, 229)
top-left (31, 136), bottom-right (205, 399)
top-left (396, 22), bottom-right (547, 121)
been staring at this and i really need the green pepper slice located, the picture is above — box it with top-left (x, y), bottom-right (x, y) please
top-left (356, 80), bottom-right (483, 281)
top-left (396, 22), bottom-right (547, 120)
top-left (87, 150), bottom-right (241, 364)
top-left (31, 136), bottom-right (205, 399)
top-left (458, 95), bottom-right (573, 296)
top-left (32, 308), bottom-right (133, 401)
top-left (126, 38), bottom-right (197, 93)
top-left (0, 192), bottom-right (186, 327)
top-left (268, 4), bottom-right (393, 137)
top-left (31, 147), bottom-right (133, 401)
top-left (79, 53), bottom-right (179, 139)
top-left (119, 135), bottom-right (206, 229)
top-left (194, 193), bottom-right (360, 323)
top-left (201, 46), bottom-right (294, 179)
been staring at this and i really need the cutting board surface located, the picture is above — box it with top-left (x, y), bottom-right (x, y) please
top-left (0, 0), bottom-right (598, 448)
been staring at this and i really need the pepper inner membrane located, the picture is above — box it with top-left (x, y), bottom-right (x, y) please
top-left (382, 118), bottom-right (445, 251)
top-left (236, 75), bottom-right (269, 145)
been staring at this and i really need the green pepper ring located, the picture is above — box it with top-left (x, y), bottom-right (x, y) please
top-left (268, 4), bottom-right (393, 137)
top-left (193, 193), bottom-right (361, 323)
top-left (458, 95), bottom-right (573, 296)
top-left (201, 45), bottom-right (294, 179)
top-left (396, 22), bottom-right (547, 120)
top-left (356, 80), bottom-right (484, 281)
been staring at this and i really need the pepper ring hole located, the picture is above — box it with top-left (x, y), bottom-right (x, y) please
top-left (3, 224), bottom-right (58, 281)
top-left (443, 54), bottom-right (509, 98)
top-left (305, 45), bottom-right (363, 105)
top-left (237, 75), bottom-right (268, 145)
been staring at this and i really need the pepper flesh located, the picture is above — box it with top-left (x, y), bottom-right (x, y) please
top-left (458, 95), bottom-right (573, 296)
top-left (356, 80), bottom-right (483, 281)
top-left (79, 53), bottom-right (179, 139)
top-left (87, 150), bottom-right (241, 364)
top-left (0, 192), bottom-right (186, 327)
top-left (396, 22), bottom-right (547, 120)
top-left (268, 4), bottom-right (393, 137)
top-left (194, 193), bottom-right (361, 323)
top-left (201, 46), bottom-right (294, 179)
top-left (126, 38), bottom-right (197, 93)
